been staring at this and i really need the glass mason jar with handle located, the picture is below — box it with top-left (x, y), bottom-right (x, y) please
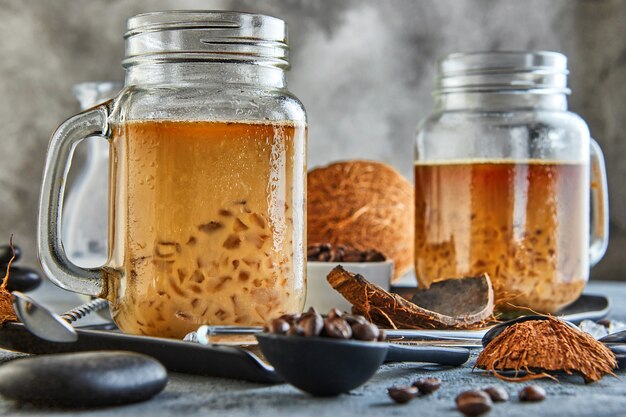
top-left (39, 11), bottom-right (307, 338)
top-left (414, 51), bottom-right (608, 313)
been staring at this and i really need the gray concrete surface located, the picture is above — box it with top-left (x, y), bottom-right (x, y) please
top-left (0, 0), bottom-right (626, 284)
top-left (0, 281), bottom-right (625, 416)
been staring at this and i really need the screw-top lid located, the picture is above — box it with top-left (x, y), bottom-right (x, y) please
top-left (123, 11), bottom-right (289, 69)
top-left (436, 51), bottom-right (570, 95)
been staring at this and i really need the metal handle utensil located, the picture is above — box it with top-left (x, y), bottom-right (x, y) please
top-left (60, 297), bottom-right (109, 323)
top-left (12, 291), bottom-right (108, 343)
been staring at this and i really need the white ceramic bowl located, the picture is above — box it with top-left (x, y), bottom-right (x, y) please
top-left (305, 261), bottom-right (394, 313)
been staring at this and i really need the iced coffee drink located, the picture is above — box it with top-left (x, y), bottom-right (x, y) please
top-left (105, 120), bottom-right (307, 338)
top-left (414, 160), bottom-right (588, 312)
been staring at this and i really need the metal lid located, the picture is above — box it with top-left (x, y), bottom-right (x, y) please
top-left (436, 51), bottom-right (570, 95)
top-left (124, 11), bottom-right (289, 69)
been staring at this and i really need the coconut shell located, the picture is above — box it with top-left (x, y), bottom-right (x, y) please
top-left (308, 160), bottom-right (413, 281)
top-left (476, 316), bottom-right (617, 383)
top-left (327, 265), bottom-right (494, 329)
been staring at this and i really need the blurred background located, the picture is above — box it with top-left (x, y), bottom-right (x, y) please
top-left (1, 0), bottom-right (624, 293)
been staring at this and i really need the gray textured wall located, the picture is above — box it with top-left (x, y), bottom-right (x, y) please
top-left (1, 0), bottom-right (625, 283)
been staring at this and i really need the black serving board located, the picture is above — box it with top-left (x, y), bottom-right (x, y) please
top-left (0, 322), bottom-right (282, 384)
top-left (556, 294), bottom-right (610, 323)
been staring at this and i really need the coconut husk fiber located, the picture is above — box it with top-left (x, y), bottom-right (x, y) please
top-left (0, 237), bottom-right (17, 326)
top-left (307, 160), bottom-right (413, 281)
top-left (476, 316), bottom-right (616, 383)
top-left (327, 265), bottom-right (494, 329)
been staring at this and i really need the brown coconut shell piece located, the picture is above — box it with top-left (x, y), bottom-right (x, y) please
top-left (476, 316), bottom-right (617, 383)
top-left (308, 160), bottom-right (413, 281)
top-left (327, 265), bottom-right (494, 329)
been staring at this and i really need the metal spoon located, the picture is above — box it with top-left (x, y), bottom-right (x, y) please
top-left (186, 325), bottom-right (486, 347)
top-left (12, 292), bottom-right (108, 343)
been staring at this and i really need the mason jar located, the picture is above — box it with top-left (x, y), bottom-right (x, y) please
top-left (414, 51), bottom-right (608, 313)
top-left (39, 11), bottom-right (307, 338)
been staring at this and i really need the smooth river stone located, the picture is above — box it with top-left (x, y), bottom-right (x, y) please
top-left (0, 351), bottom-right (167, 407)
top-left (0, 245), bottom-right (21, 265)
top-left (3, 265), bottom-right (42, 293)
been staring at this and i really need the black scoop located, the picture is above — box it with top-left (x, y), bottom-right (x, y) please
top-left (256, 333), bottom-right (469, 396)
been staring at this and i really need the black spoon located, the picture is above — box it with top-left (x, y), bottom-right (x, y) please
top-left (256, 333), bottom-right (470, 396)
top-left (599, 330), bottom-right (626, 344)
top-left (482, 315), bottom-right (554, 347)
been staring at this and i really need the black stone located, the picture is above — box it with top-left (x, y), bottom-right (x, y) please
top-left (2, 266), bottom-right (42, 293)
top-left (0, 244), bottom-right (21, 265)
top-left (0, 351), bottom-right (167, 407)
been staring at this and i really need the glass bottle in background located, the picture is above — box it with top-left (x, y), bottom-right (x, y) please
top-left (62, 82), bottom-right (122, 268)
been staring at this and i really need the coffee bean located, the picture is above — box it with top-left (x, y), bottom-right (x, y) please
top-left (307, 243), bottom-right (332, 261)
top-left (518, 385), bottom-right (546, 402)
top-left (267, 310), bottom-right (381, 343)
top-left (456, 390), bottom-right (493, 416)
top-left (279, 313), bottom-right (300, 325)
top-left (327, 248), bottom-right (338, 261)
top-left (341, 245), bottom-right (363, 262)
top-left (0, 244), bottom-right (21, 265)
top-left (388, 385), bottom-right (418, 404)
top-left (328, 248), bottom-right (344, 262)
top-left (413, 377), bottom-right (441, 394)
top-left (317, 251), bottom-right (331, 262)
top-left (307, 245), bottom-right (322, 259)
top-left (363, 249), bottom-right (385, 262)
top-left (344, 314), bottom-right (368, 325)
top-left (327, 308), bottom-right (343, 319)
top-left (287, 325), bottom-right (304, 336)
top-left (323, 317), bottom-right (352, 339)
top-left (351, 322), bottom-right (380, 341)
top-left (304, 306), bottom-right (319, 316)
top-left (268, 318), bottom-right (290, 335)
top-left (483, 386), bottom-right (508, 402)
top-left (306, 243), bottom-right (386, 263)
top-left (300, 312), bottom-right (323, 337)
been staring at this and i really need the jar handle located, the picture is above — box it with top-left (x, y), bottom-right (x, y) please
top-left (37, 101), bottom-right (112, 297)
top-left (589, 138), bottom-right (609, 267)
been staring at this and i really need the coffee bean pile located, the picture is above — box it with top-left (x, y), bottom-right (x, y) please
top-left (266, 307), bottom-right (384, 341)
top-left (388, 378), bottom-right (442, 404)
top-left (0, 244), bottom-right (42, 293)
top-left (307, 243), bottom-right (386, 263)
